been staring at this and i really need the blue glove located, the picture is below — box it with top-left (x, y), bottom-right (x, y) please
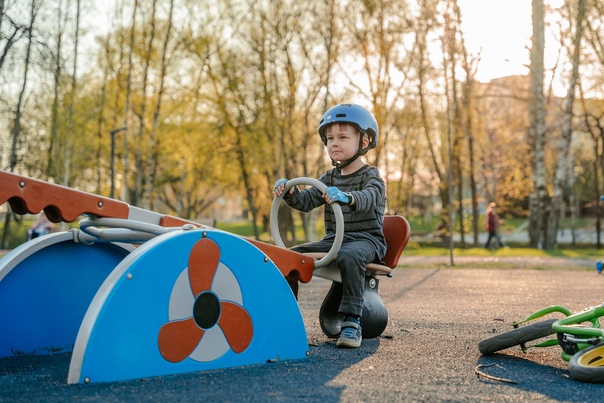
top-left (273, 178), bottom-right (288, 191)
top-left (325, 186), bottom-right (352, 205)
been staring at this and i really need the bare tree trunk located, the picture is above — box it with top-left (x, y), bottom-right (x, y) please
top-left (528, 0), bottom-right (547, 248)
top-left (454, 0), bottom-right (480, 246)
top-left (567, 150), bottom-right (577, 246)
top-left (467, 112), bottom-right (479, 246)
top-left (544, 0), bottom-right (585, 249)
top-left (456, 166), bottom-right (465, 247)
top-left (46, 0), bottom-right (65, 181)
top-left (95, 32), bottom-right (111, 194)
top-left (2, 0), bottom-right (37, 249)
top-left (143, 0), bottom-right (174, 210)
top-left (580, 83), bottom-right (603, 249)
top-left (122, 0), bottom-right (139, 203)
top-left (0, 15), bottom-right (23, 74)
top-left (108, 2), bottom-right (126, 199)
top-left (442, 15), bottom-right (455, 264)
top-left (134, 0), bottom-right (157, 206)
top-left (447, 28), bottom-right (465, 248)
top-left (235, 124), bottom-right (260, 240)
top-left (596, 136), bottom-right (602, 249)
top-left (62, 0), bottom-right (80, 188)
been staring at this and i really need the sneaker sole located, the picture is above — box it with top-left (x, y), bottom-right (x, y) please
top-left (336, 339), bottom-right (362, 348)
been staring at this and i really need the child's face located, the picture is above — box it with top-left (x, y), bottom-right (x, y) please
top-left (325, 123), bottom-right (367, 162)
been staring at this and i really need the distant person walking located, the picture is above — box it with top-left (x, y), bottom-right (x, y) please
top-left (485, 202), bottom-right (506, 249)
top-left (28, 212), bottom-right (55, 240)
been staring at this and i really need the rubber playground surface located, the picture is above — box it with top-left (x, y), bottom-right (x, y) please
top-left (2, 256), bottom-right (604, 402)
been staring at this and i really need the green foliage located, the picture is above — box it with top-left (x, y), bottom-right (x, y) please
top-left (0, 218), bottom-right (33, 250)
top-left (216, 218), bottom-right (325, 244)
top-left (406, 216), bottom-right (442, 233)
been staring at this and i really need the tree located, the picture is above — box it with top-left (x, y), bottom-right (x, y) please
top-left (544, 0), bottom-right (586, 249)
top-left (46, 0), bottom-right (67, 182)
top-left (142, 0), bottom-right (174, 210)
top-left (133, 0), bottom-right (157, 206)
top-left (2, 0), bottom-right (39, 249)
top-left (62, 0), bottom-right (81, 188)
top-left (528, 0), bottom-right (547, 248)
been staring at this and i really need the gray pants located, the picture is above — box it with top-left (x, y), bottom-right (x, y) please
top-left (292, 238), bottom-right (377, 318)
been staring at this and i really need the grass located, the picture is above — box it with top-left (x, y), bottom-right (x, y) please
top-left (402, 245), bottom-right (603, 260)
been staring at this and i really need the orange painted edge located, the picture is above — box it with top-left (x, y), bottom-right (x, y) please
top-left (0, 171), bottom-right (130, 222)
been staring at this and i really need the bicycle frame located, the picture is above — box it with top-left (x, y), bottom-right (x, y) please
top-left (512, 303), bottom-right (604, 361)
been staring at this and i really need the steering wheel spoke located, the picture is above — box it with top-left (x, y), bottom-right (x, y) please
top-left (270, 177), bottom-right (344, 268)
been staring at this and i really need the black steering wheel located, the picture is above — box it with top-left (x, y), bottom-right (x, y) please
top-left (270, 177), bottom-right (344, 268)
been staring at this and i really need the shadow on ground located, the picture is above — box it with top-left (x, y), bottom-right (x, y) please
top-left (476, 353), bottom-right (592, 403)
top-left (0, 338), bottom-right (379, 402)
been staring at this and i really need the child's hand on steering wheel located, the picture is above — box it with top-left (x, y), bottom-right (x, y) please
top-left (324, 186), bottom-right (353, 206)
top-left (273, 178), bottom-right (290, 197)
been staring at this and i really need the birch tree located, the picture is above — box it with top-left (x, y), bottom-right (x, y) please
top-left (544, 0), bottom-right (586, 248)
top-left (528, 0), bottom-right (547, 248)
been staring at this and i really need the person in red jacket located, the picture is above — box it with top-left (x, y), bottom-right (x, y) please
top-left (485, 202), bottom-right (506, 249)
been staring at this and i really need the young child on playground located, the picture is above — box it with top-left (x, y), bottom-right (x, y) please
top-left (273, 103), bottom-right (387, 348)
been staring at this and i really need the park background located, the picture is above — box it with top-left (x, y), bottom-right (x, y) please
top-left (1, 0), bottom-right (604, 255)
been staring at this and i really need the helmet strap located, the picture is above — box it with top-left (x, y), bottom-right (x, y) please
top-left (332, 154), bottom-right (360, 171)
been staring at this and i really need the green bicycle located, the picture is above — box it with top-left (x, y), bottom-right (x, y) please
top-left (478, 300), bottom-right (604, 383)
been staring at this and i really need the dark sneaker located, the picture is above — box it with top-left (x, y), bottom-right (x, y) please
top-left (336, 320), bottom-right (362, 348)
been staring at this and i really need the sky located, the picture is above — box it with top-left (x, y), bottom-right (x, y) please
top-left (458, 0), bottom-right (566, 95)
top-left (458, 0), bottom-right (534, 82)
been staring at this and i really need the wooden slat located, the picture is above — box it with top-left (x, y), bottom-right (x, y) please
top-left (0, 171), bottom-right (130, 223)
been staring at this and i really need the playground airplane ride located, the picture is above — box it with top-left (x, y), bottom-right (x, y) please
top-left (0, 171), bottom-right (409, 384)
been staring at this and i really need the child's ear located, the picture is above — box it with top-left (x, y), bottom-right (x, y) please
top-left (362, 133), bottom-right (370, 148)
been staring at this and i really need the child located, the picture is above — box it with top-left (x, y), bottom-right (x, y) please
top-left (273, 103), bottom-right (386, 348)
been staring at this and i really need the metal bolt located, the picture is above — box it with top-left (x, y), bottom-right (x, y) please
top-left (264, 257), bottom-right (269, 263)
top-left (127, 273), bottom-right (133, 280)
top-left (84, 377), bottom-right (90, 384)
top-left (19, 181), bottom-right (25, 188)
top-left (202, 231), bottom-right (207, 238)
top-left (98, 201), bottom-right (103, 208)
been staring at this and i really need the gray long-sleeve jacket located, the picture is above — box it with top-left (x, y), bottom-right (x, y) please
top-left (284, 165), bottom-right (387, 261)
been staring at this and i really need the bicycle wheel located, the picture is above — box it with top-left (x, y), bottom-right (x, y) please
top-left (568, 344), bottom-right (604, 383)
top-left (478, 318), bottom-right (557, 355)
